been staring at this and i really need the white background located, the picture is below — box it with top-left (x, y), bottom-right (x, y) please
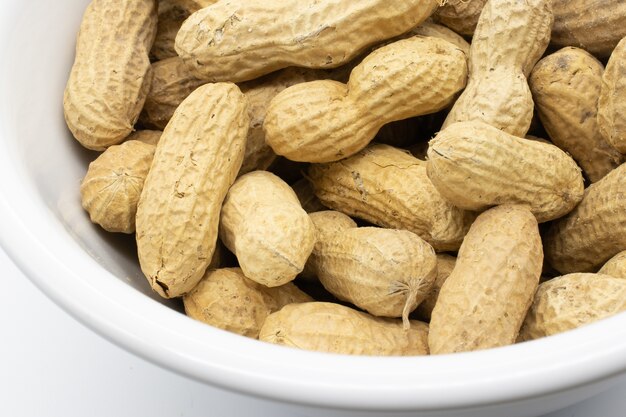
top-left (2, 246), bottom-right (626, 417)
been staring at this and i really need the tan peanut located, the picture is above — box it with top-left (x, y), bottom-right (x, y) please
top-left (184, 268), bottom-right (312, 338)
top-left (545, 163), bottom-right (626, 274)
top-left (264, 36), bottom-right (467, 163)
top-left (429, 205), bottom-right (543, 354)
top-left (64, 0), bottom-right (157, 151)
top-left (434, 0), bottom-right (488, 36)
top-left (175, 0), bottom-right (439, 82)
top-left (309, 226), bottom-right (437, 327)
top-left (81, 140), bottom-right (155, 234)
top-left (442, 0), bottom-right (553, 136)
top-left (219, 171), bottom-right (316, 288)
top-left (598, 37), bottom-right (626, 153)
top-left (151, 0), bottom-right (189, 61)
top-left (530, 47), bottom-right (622, 182)
top-left (518, 273), bottom-right (626, 341)
top-left (427, 121), bottom-right (584, 223)
top-left (136, 83), bottom-right (248, 298)
top-left (308, 144), bottom-right (476, 251)
top-left (259, 302), bottom-right (430, 356)
top-left (599, 251), bottom-right (626, 279)
top-left (414, 254), bottom-right (456, 321)
top-left (552, 0), bottom-right (626, 58)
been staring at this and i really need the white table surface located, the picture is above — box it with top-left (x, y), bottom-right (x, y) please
top-left (2, 247), bottom-right (626, 417)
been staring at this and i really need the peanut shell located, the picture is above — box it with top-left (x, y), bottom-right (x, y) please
top-left (545, 163), bottom-right (626, 274)
top-left (427, 121), bottom-right (584, 223)
top-left (219, 171), bottom-right (316, 288)
top-left (442, 0), bottom-right (553, 136)
top-left (530, 47), bottom-right (622, 182)
top-left (64, 0), bottom-right (157, 150)
top-left (429, 205), bottom-right (543, 354)
top-left (309, 226), bottom-right (437, 327)
top-left (259, 302), bottom-right (429, 356)
top-left (265, 36), bottom-right (467, 163)
top-left (136, 83), bottom-right (248, 298)
top-left (175, 0), bottom-right (439, 82)
top-left (518, 273), bottom-right (626, 341)
top-left (308, 144), bottom-right (476, 251)
top-left (81, 140), bottom-right (155, 234)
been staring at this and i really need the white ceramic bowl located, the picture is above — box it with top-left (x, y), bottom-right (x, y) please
top-left (1, 2), bottom-right (626, 416)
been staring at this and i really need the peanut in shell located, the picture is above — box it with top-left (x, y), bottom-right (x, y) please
top-left (259, 302), bottom-right (430, 356)
top-left (136, 82), bottom-right (249, 298)
top-left (530, 47), bottom-right (622, 182)
top-left (518, 273), bottom-right (626, 341)
top-left (308, 144), bottom-right (476, 251)
top-left (64, 0), bottom-right (157, 151)
top-left (219, 171), bottom-right (316, 288)
top-left (427, 121), bottom-right (584, 223)
top-left (429, 205), bottom-right (543, 354)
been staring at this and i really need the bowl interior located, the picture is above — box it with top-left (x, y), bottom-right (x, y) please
top-left (2, 0), bottom-right (626, 413)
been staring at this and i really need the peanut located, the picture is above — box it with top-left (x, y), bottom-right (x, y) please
top-left (81, 140), bottom-right (155, 234)
top-left (434, 0), bottom-right (488, 36)
top-left (530, 47), bottom-right (622, 182)
top-left (442, 0), bottom-right (553, 136)
top-left (429, 205), bottom-right (543, 354)
top-left (427, 121), bottom-right (584, 223)
top-left (136, 83), bottom-right (248, 298)
top-left (414, 254), bottom-right (456, 321)
top-left (518, 273), bottom-right (626, 341)
top-left (184, 268), bottom-right (312, 338)
top-left (552, 0), bottom-right (626, 58)
top-left (308, 144), bottom-right (476, 251)
top-left (175, 0), bottom-right (439, 82)
top-left (308, 225), bottom-right (437, 327)
top-left (219, 171), bottom-right (316, 287)
top-left (264, 36), bottom-right (467, 163)
top-left (259, 302), bottom-right (430, 356)
top-left (598, 37), bottom-right (626, 153)
top-left (64, 0), bottom-right (157, 151)
top-left (545, 163), bottom-right (626, 274)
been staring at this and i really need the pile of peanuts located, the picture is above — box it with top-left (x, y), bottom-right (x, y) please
top-left (65, 0), bottom-right (626, 355)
